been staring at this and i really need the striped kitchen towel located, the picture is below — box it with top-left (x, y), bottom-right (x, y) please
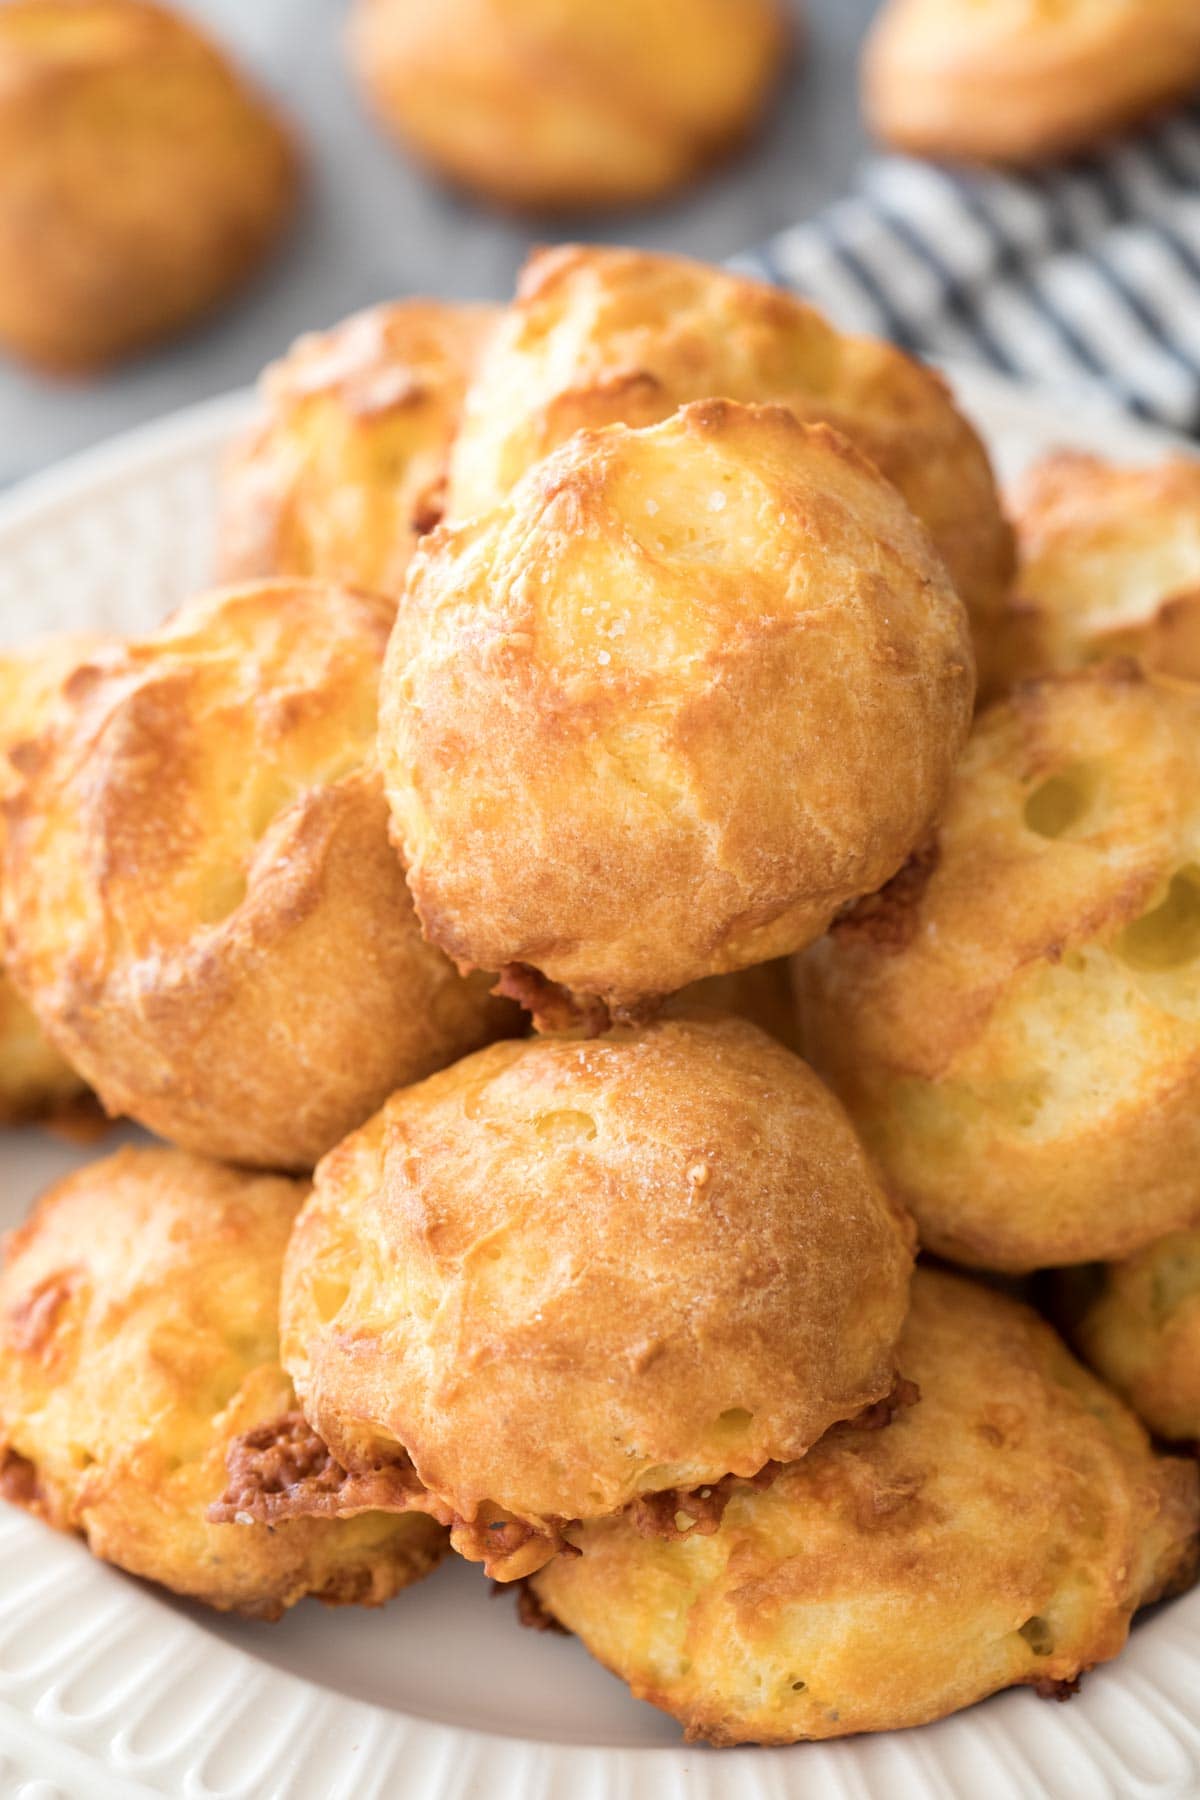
top-left (734, 101), bottom-right (1200, 435)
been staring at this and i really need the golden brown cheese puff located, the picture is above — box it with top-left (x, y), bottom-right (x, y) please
top-left (265, 1015), bottom-right (915, 1581)
top-left (863, 0), bottom-right (1200, 166)
top-left (1056, 1234), bottom-right (1200, 1445)
top-left (2, 582), bottom-right (518, 1171)
top-left (446, 245), bottom-right (1014, 669)
top-left (994, 452), bottom-right (1200, 691)
top-left (531, 1267), bottom-right (1199, 1744)
top-left (0, 0), bottom-right (299, 374)
top-left (346, 0), bottom-right (788, 215)
top-left (383, 399), bottom-right (974, 1023)
top-left (0, 634), bottom-right (105, 1121)
top-left (797, 662), bottom-right (1200, 1273)
top-left (218, 302), bottom-right (500, 597)
top-left (0, 1146), bottom-right (447, 1617)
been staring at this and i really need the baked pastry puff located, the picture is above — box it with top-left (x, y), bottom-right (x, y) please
top-left (798, 662), bottom-right (1200, 1272)
top-left (383, 399), bottom-right (974, 1024)
top-left (530, 1268), bottom-right (1199, 1743)
top-left (0, 1146), bottom-right (447, 1616)
top-left (1056, 1233), bottom-right (1200, 1445)
top-left (0, 634), bottom-right (102, 1120)
top-left (863, 0), bottom-right (1200, 165)
top-left (2, 582), bottom-right (518, 1169)
top-left (216, 1015), bottom-right (916, 1581)
top-left (447, 245), bottom-right (1014, 677)
top-left (218, 302), bottom-right (499, 597)
top-left (346, 0), bottom-right (788, 214)
top-left (994, 452), bottom-right (1200, 690)
top-left (0, 0), bottom-right (299, 372)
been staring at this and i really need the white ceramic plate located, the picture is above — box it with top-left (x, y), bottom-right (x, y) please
top-left (0, 365), bottom-right (1198, 1800)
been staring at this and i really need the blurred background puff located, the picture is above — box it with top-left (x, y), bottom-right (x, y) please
top-left (383, 399), bottom-right (974, 1024)
top-left (0, 1146), bottom-right (448, 1616)
top-left (797, 662), bottom-right (1200, 1273)
top-left (218, 302), bottom-right (500, 598)
top-left (346, 0), bottom-right (789, 215)
top-left (863, 0), bottom-right (1200, 166)
top-left (1, 582), bottom-right (518, 1171)
top-left (251, 1015), bottom-right (915, 1581)
top-left (1056, 1234), bottom-right (1200, 1446)
top-left (0, 633), bottom-right (104, 1121)
top-left (994, 452), bottom-right (1200, 692)
top-left (530, 1268), bottom-right (1199, 1744)
top-left (448, 245), bottom-right (1014, 667)
top-left (0, 0), bottom-right (299, 374)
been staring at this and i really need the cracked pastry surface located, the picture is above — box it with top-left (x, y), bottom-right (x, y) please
top-left (0, 1146), bottom-right (447, 1617)
top-left (278, 1012), bottom-right (916, 1579)
top-left (863, 0), bottom-right (1200, 165)
top-left (2, 580), bottom-right (517, 1170)
top-left (384, 398), bottom-right (974, 1019)
top-left (218, 301), bottom-right (499, 596)
top-left (0, 0), bottom-right (299, 372)
top-left (346, 0), bottom-right (788, 214)
top-left (797, 662), bottom-right (1200, 1271)
top-left (530, 1267), bottom-right (1200, 1743)
top-left (447, 245), bottom-right (1013, 671)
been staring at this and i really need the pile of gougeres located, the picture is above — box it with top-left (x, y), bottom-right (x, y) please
top-left (2, 245), bottom-right (1199, 1749)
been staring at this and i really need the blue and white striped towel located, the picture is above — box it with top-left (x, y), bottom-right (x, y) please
top-left (735, 102), bottom-right (1200, 437)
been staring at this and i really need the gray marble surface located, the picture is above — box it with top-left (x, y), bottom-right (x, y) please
top-left (0, 0), bottom-right (879, 487)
